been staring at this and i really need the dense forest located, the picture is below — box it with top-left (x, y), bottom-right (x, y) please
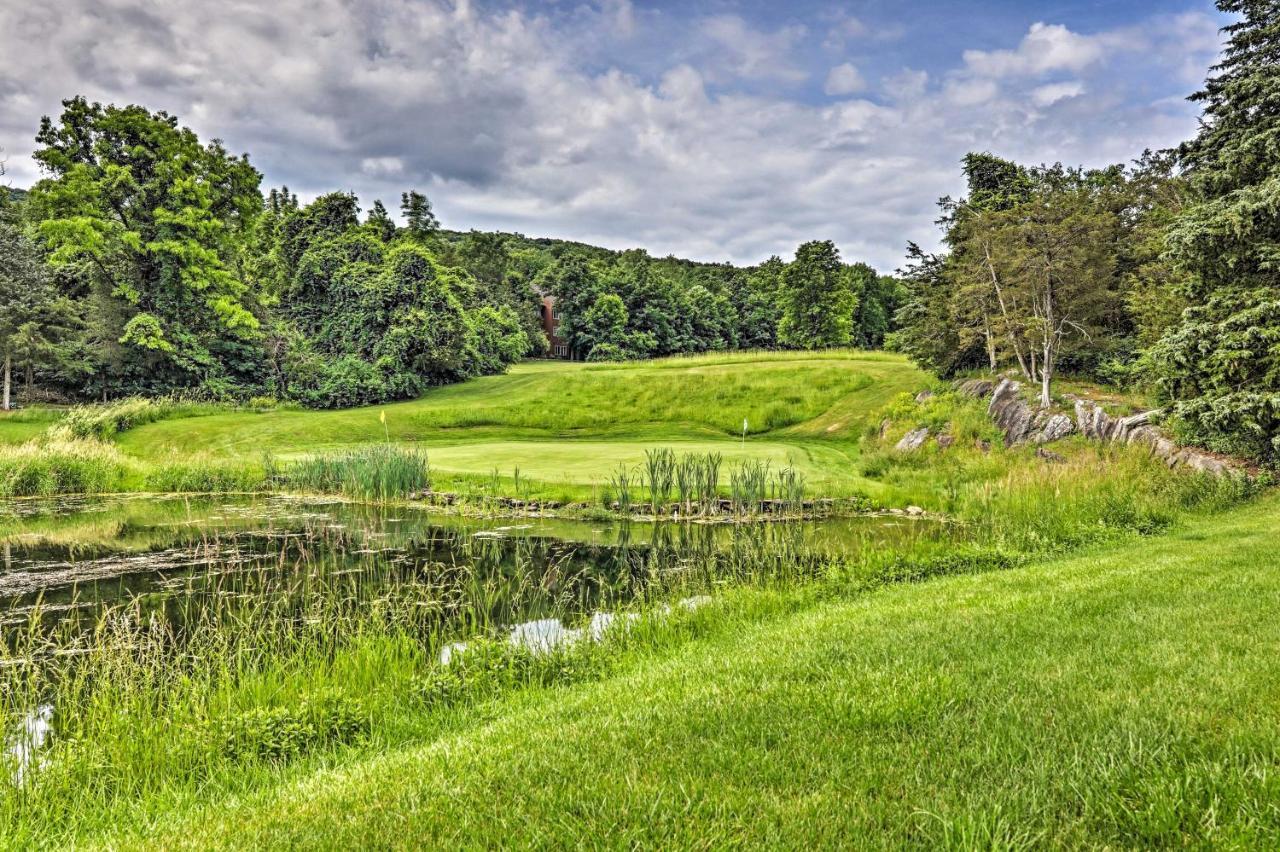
top-left (893, 0), bottom-right (1280, 464)
top-left (0, 99), bottom-right (903, 411)
top-left (1, 0), bottom-right (1278, 464)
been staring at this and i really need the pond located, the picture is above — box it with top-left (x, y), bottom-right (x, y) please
top-left (0, 494), bottom-right (948, 640)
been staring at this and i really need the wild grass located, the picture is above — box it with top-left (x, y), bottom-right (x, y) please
top-left (287, 445), bottom-right (431, 501)
top-left (0, 440), bottom-right (132, 498)
top-left (120, 495), bottom-right (1280, 849)
top-left (0, 479), bottom-right (1270, 847)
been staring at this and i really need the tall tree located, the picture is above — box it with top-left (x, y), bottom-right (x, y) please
top-left (400, 190), bottom-right (438, 240)
top-left (778, 240), bottom-right (856, 349)
top-left (1152, 0), bottom-right (1280, 461)
top-left (29, 97), bottom-right (263, 395)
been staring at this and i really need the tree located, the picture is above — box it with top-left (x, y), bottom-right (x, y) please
top-left (778, 240), bottom-right (856, 349)
top-left (1151, 0), bottom-right (1280, 462)
top-left (736, 257), bottom-right (785, 349)
top-left (977, 174), bottom-right (1118, 406)
top-left (29, 96), bottom-right (263, 395)
top-left (365, 200), bottom-right (396, 242)
top-left (0, 209), bottom-right (53, 409)
top-left (400, 190), bottom-right (438, 239)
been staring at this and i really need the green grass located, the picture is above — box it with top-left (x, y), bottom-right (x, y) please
top-left (111, 493), bottom-right (1280, 849)
top-left (111, 352), bottom-right (925, 497)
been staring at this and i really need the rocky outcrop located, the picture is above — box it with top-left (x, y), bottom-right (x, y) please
top-left (947, 378), bottom-right (1242, 475)
top-left (895, 427), bottom-right (930, 451)
top-left (987, 379), bottom-right (1037, 445)
top-left (1070, 399), bottom-right (1234, 472)
top-left (1035, 413), bottom-right (1076, 444)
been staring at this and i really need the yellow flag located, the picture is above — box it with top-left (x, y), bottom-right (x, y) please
top-left (380, 410), bottom-right (386, 425)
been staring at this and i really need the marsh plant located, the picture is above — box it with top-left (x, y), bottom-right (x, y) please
top-left (289, 445), bottom-right (430, 501)
top-left (644, 449), bottom-right (676, 514)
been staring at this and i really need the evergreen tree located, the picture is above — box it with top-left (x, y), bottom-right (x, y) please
top-left (400, 190), bottom-right (439, 239)
top-left (1153, 0), bottom-right (1280, 462)
top-left (366, 200), bottom-right (397, 242)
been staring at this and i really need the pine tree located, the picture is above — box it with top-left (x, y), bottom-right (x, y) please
top-left (400, 190), bottom-right (439, 239)
top-left (1154, 1), bottom-right (1280, 461)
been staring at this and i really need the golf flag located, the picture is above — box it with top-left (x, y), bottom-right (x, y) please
top-left (380, 410), bottom-right (386, 425)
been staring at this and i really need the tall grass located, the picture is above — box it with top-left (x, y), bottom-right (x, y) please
top-left (46, 397), bottom-right (228, 442)
top-left (0, 440), bottom-right (131, 497)
top-left (288, 445), bottom-right (431, 501)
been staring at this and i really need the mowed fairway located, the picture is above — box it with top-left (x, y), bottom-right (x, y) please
top-left (115, 352), bottom-right (925, 493)
top-left (124, 494), bottom-right (1280, 849)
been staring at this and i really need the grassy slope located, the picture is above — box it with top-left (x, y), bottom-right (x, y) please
top-left (113, 352), bottom-right (924, 494)
top-left (125, 495), bottom-right (1280, 849)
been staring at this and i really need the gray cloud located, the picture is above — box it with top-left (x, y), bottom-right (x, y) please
top-left (0, 1), bottom-right (1222, 271)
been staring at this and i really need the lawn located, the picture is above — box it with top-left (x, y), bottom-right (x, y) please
top-left (112, 351), bottom-right (927, 495)
top-left (117, 493), bottom-right (1280, 849)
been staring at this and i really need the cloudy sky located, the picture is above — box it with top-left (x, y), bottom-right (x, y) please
top-left (0, 0), bottom-right (1227, 270)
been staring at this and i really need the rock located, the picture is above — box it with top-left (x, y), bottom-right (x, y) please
top-left (988, 379), bottom-right (1037, 445)
top-left (915, 390), bottom-right (935, 403)
top-left (1034, 413), bottom-right (1076, 444)
top-left (879, 418), bottom-right (892, 439)
top-left (905, 505), bottom-right (925, 516)
top-left (937, 434), bottom-right (955, 449)
top-left (895, 427), bottom-right (930, 451)
top-left (1036, 447), bottom-right (1066, 463)
top-left (955, 378), bottom-right (995, 399)
top-left (1181, 451), bottom-right (1233, 476)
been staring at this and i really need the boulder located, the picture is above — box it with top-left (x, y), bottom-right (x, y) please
top-left (937, 433), bottom-right (955, 449)
top-left (895, 427), bottom-right (930, 451)
top-left (1034, 413), bottom-right (1076, 444)
top-left (955, 378), bottom-right (995, 399)
top-left (915, 390), bottom-right (935, 403)
top-left (988, 379), bottom-right (1037, 445)
top-left (905, 505), bottom-right (926, 516)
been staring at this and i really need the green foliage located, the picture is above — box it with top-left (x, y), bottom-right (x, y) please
top-left (29, 96), bottom-right (264, 395)
top-left (778, 240), bottom-right (857, 349)
top-left (1150, 2), bottom-right (1280, 463)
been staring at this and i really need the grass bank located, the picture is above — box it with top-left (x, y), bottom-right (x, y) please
top-left (101, 493), bottom-right (1280, 849)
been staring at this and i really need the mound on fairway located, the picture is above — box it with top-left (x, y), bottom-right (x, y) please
top-left (115, 351), bottom-right (926, 494)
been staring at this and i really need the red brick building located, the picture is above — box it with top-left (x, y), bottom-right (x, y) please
top-left (541, 295), bottom-right (570, 358)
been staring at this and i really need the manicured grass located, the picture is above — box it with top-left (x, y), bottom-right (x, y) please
top-left (124, 495), bottom-right (1280, 849)
top-left (113, 352), bottom-right (926, 494)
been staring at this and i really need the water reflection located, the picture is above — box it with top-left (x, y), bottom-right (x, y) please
top-left (0, 494), bottom-right (948, 641)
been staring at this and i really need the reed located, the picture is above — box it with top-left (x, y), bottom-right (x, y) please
top-left (644, 448), bottom-right (675, 514)
top-left (288, 445), bottom-right (431, 501)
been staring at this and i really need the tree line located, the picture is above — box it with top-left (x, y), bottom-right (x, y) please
top-left (0, 97), bottom-right (901, 410)
top-left (894, 0), bottom-right (1280, 464)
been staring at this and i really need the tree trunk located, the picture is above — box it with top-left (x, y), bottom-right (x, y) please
top-left (2, 352), bottom-right (10, 412)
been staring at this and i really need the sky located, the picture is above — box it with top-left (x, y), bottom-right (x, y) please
top-left (0, 0), bottom-right (1229, 271)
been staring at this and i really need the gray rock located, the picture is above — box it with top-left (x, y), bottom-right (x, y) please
top-left (895, 427), bottom-right (930, 452)
top-left (955, 378), bottom-right (996, 399)
top-left (937, 433), bottom-right (955, 449)
top-left (1036, 447), bottom-right (1066, 463)
top-left (988, 379), bottom-right (1037, 445)
top-left (1034, 413), bottom-right (1076, 444)
top-left (905, 505), bottom-right (926, 516)
top-left (915, 390), bottom-right (935, 403)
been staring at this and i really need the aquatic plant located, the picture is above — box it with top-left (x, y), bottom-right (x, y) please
top-left (288, 445), bottom-right (431, 501)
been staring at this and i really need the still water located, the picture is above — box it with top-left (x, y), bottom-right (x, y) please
top-left (0, 494), bottom-right (945, 635)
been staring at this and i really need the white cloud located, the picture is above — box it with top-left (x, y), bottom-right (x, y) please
top-left (0, 3), bottom-right (1224, 271)
top-left (700, 15), bottom-right (808, 83)
top-left (964, 22), bottom-right (1109, 78)
top-left (824, 63), bottom-right (865, 96)
top-left (1032, 81), bottom-right (1085, 107)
